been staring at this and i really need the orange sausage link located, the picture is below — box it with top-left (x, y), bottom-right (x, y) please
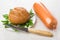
top-left (33, 2), bottom-right (57, 30)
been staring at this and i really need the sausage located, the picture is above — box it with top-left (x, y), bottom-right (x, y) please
top-left (33, 2), bottom-right (57, 30)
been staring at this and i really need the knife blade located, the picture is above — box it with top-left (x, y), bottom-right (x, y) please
top-left (5, 24), bottom-right (28, 32)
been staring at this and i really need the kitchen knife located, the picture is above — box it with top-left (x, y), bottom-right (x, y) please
top-left (5, 24), bottom-right (53, 37)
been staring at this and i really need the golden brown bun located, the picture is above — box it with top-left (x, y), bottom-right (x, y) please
top-left (9, 7), bottom-right (30, 24)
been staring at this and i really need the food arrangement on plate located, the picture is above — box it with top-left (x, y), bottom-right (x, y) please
top-left (1, 2), bottom-right (57, 37)
top-left (2, 7), bottom-right (35, 31)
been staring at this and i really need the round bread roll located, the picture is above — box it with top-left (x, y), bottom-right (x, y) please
top-left (9, 7), bottom-right (30, 24)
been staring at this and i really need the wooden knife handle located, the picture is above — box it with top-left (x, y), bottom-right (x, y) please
top-left (28, 28), bottom-right (53, 37)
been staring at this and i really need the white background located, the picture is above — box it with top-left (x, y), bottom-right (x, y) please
top-left (0, 0), bottom-right (60, 40)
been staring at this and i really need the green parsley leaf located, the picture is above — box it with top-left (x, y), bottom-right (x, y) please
top-left (30, 9), bottom-right (34, 18)
top-left (3, 14), bottom-right (8, 20)
top-left (1, 20), bottom-right (9, 25)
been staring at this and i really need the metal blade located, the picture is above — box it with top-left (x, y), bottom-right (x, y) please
top-left (5, 24), bottom-right (28, 32)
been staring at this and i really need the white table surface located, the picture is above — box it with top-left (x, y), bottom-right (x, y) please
top-left (0, 0), bottom-right (60, 40)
